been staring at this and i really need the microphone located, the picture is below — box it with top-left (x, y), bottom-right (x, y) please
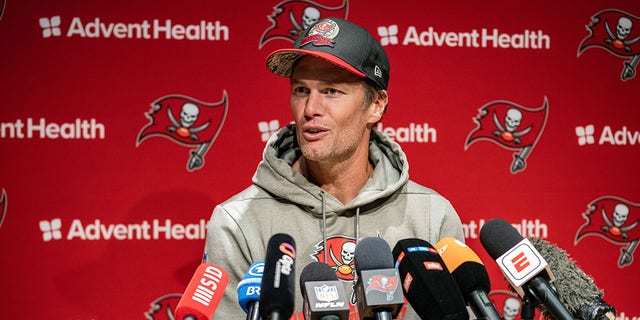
top-left (259, 233), bottom-right (297, 320)
top-left (300, 261), bottom-right (350, 320)
top-left (435, 237), bottom-right (503, 320)
top-left (354, 237), bottom-right (404, 320)
top-left (479, 218), bottom-right (573, 320)
top-left (529, 237), bottom-right (616, 320)
top-left (392, 238), bottom-right (469, 320)
top-left (238, 261), bottom-right (265, 320)
top-left (175, 262), bottom-right (230, 320)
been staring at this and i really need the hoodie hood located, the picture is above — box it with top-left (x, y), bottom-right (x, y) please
top-left (252, 124), bottom-right (409, 217)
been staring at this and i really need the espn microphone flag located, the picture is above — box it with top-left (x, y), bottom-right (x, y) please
top-left (480, 218), bottom-right (573, 320)
top-left (480, 218), bottom-right (554, 297)
top-left (175, 262), bottom-right (230, 320)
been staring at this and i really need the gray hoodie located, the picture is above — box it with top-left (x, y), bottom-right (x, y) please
top-left (205, 124), bottom-right (464, 319)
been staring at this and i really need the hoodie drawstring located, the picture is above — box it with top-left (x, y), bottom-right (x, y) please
top-left (355, 207), bottom-right (360, 244)
top-left (321, 192), bottom-right (328, 264)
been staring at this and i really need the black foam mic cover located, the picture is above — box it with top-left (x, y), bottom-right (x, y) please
top-left (355, 237), bottom-right (395, 273)
top-left (355, 237), bottom-right (404, 320)
top-left (392, 238), bottom-right (469, 320)
top-left (479, 218), bottom-right (523, 259)
top-left (259, 233), bottom-right (297, 319)
top-left (300, 262), bottom-right (338, 293)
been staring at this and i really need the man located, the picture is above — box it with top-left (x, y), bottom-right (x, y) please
top-left (205, 17), bottom-right (464, 319)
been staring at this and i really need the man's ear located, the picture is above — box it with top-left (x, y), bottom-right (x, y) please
top-left (368, 90), bottom-right (388, 124)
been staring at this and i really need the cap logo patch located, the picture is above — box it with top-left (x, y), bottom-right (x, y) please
top-left (300, 19), bottom-right (339, 47)
top-left (374, 65), bottom-right (383, 78)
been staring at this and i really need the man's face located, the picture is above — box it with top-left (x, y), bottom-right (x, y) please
top-left (290, 56), bottom-right (380, 164)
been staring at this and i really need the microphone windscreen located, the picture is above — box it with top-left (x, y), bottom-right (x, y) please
top-left (354, 237), bottom-right (394, 275)
top-left (479, 218), bottom-right (524, 259)
top-left (175, 262), bottom-right (230, 320)
top-left (299, 261), bottom-right (338, 295)
top-left (259, 233), bottom-right (296, 319)
top-left (237, 261), bottom-right (264, 313)
top-left (435, 237), bottom-right (491, 297)
top-left (529, 237), bottom-right (616, 320)
top-left (393, 238), bottom-right (468, 320)
top-left (356, 237), bottom-right (404, 319)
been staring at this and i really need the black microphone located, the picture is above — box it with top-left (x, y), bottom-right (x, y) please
top-left (300, 261), bottom-right (350, 320)
top-left (392, 238), bottom-right (469, 320)
top-left (354, 237), bottom-right (404, 320)
top-left (529, 237), bottom-right (616, 320)
top-left (238, 261), bottom-right (264, 320)
top-left (435, 237), bottom-right (503, 320)
top-left (259, 233), bottom-right (297, 320)
top-left (479, 218), bottom-right (574, 320)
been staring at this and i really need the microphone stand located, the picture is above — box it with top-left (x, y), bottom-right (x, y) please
top-left (246, 301), bottom-right (259, 320)
top-left (520, 296), bottom-right (535, 320)
top-left (375, 310), bottom-right (393, 320)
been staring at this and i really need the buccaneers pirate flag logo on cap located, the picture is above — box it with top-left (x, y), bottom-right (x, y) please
top-left (578, 9), bottom-right (640, 81)
top-left (259, 0), bottom-right (348, 48)
top-left (465, 98), bottom-right (549, 174)
top-left (137, 92), bottom-right (228, 171)
top-left (576, 196), bottom-right (640, 268)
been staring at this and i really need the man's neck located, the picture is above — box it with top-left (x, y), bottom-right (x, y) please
top-left (294, 154), bottom-right (373, 205)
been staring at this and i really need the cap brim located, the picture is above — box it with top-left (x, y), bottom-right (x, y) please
top-left (266, 48), bottom-right (366, 79)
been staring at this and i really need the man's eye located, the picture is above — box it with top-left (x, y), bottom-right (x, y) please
top-left (325, 88), bottom-right (340, 95)
top-left (293, 87), bottom-right (309, 95)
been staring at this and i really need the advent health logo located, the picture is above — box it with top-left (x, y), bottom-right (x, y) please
top-left (0, 118), bottom-right (105, 140)
top-left (38, 15), bottom-right (229, 41)
top-left (38, 218), bottom-right (207, 242)
top-left (576, 124), bottom-right (640, 146)
top-left (377, 24), bottom-right (550, 49)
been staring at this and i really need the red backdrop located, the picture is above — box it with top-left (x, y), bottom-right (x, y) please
top-left (1, 0), bottom-right (638, 318)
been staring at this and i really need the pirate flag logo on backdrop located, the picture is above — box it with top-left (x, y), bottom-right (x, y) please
top-left (465, 98), bottom-right (549, 174)
top-left (487, 290), bottom-right (542, 320)
top-left (0, 0), bottom-right (6, 21)
top-left (578, 9), bottom-right (640, 81)
top-left (575, 196), bottom-right (640, 268)
top-left (144, 294), bottom-right (181, 320)
top-left (259, 0), bottom-right (349, 48)
top-left (0, 188), bottom-right (6, 230)
top-left (137, 92), bottom-right (228, 171)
